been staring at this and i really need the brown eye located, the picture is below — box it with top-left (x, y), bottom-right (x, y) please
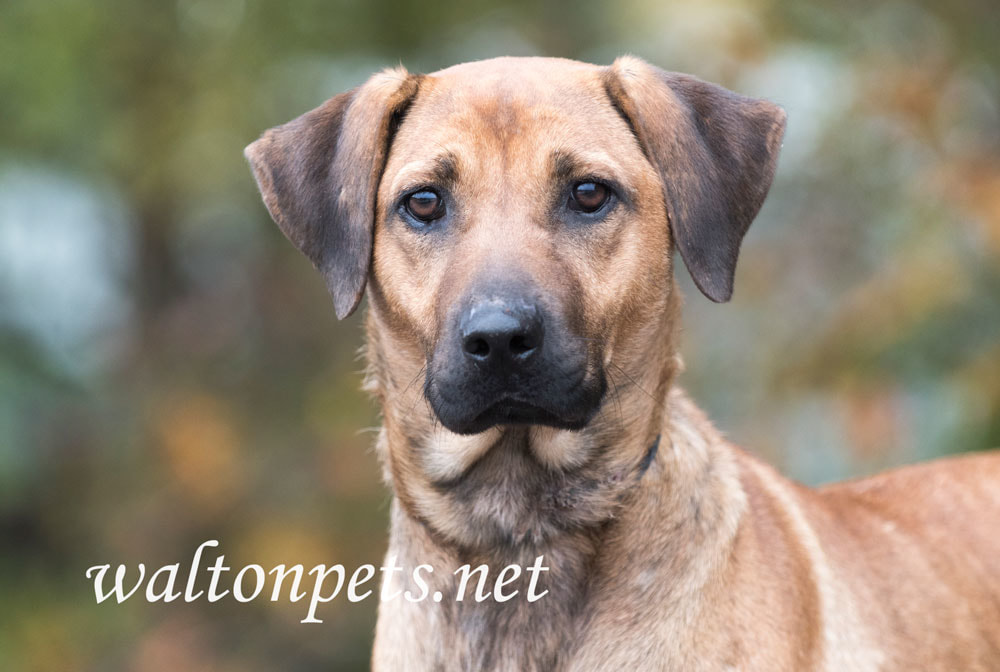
top-left (569, 182), bottom-right (609, 213)
top-left (405, 190), bottom-right (443, 222)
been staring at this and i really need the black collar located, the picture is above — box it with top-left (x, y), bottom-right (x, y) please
top-left (636, 434), bottom-right (661, 479)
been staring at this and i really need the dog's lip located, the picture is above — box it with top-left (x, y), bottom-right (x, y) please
top-left (460, 395), bottom-right (593, 433)
top-left (478, 397), bottom-right (558, 422)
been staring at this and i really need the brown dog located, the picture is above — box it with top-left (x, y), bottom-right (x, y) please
top-left (246, 56), bottom-right (1000, 671)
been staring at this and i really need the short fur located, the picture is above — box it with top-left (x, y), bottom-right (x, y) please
top-left (246, 56), bottom-right (1000, 671)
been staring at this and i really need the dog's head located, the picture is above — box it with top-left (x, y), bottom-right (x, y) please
top-left (246, 56), bottom-right (784, 439)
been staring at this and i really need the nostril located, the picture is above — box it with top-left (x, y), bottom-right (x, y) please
top-left (464, 336), bottom-right (490, 358)
top-left (459, 300), bottom-right (544, 365)
top-left (509, 333), bottom-right (535, 356)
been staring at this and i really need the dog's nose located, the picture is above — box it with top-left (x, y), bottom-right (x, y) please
top-left (460, 302), bottom-right (543, 367)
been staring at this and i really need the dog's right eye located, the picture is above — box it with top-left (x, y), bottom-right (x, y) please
top-left (403, 190), bottom-right (445, 224)
top-left (568, 181), bottom-right (611, 214)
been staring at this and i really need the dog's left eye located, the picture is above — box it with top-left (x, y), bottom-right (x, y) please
top-left (568, 181), bottom-right (610, 214)
top-left (403, 189), bottom-right (445, 224)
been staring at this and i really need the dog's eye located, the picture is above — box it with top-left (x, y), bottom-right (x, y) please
top-left (404, 190), bottom-right (444, 223)
top-left (568, 182), bottom-right (609, 213)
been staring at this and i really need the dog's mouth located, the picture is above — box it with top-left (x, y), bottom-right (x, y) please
top-left (427, 375), bottom-right (606, 436)
top-left (444, 397), bottom-right (595, 435)
top-left (425, 300), bottom-right (608, 435)
top-left (470, 398), bottom-right (571, 431)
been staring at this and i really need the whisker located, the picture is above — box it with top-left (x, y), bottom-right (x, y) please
top-left (611, 362), bottom-right (655, 402)
top-left (604, 367), bottom-right (626, 433)
top-left (404, 366), bottom-right (429, 413)
top-left (402, 365), bottom-right (427, 396)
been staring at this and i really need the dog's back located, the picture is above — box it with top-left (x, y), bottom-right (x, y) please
top-left (760, 451), bottom-right (1000, 669)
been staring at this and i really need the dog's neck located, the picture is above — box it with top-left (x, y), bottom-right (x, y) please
top-left (371, 384), bottom-right (746, 671)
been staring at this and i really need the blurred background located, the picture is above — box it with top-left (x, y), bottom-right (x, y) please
top-left (1, 0), bottom-right (998, 669)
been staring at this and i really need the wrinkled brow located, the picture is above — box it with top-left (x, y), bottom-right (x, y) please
top-left (428, 152), bottom-right (458, 184)
top-left (387, 152), bottom-right (460, 200)
top-left (549, 149), bottom-right (635, 199)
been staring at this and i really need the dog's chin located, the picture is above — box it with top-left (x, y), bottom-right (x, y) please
top-left (429, 384), bottom-right (606, 436)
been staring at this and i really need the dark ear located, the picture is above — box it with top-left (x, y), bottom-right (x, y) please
top-left (604, 56), bottom-right (786, 302)
top-left (244, 68), bottom-right (421, 319)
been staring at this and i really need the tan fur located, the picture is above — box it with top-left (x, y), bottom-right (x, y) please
top-left (248, 56), bottom-right (1000, 671)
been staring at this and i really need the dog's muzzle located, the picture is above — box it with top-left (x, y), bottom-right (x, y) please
top-left (425, 289), bottom-right (605, 435)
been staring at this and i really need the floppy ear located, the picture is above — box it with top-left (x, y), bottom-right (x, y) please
top-left (604, 56), bottom-right (786, 302)
top-left (244, 68), bottom-right (422, 319)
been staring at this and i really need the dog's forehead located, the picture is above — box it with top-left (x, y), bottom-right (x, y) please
top-left (419, 57), bottom-right (611, 128)
top-left (387, 57), bottom-right (637, 187)
top-left (428, 56), bottom-right (597, 90)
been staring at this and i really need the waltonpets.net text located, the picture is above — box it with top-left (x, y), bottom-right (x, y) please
top-left (86, 540), bottom-right (549, 623)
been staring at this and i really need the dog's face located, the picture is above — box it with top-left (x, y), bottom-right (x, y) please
top-left (246, 56), bottom-right (785, 439)
top-left (372, 60), bottom-right (672, 434)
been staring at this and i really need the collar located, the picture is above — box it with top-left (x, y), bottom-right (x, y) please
top-left (544, 434), bottom-right (663, 513)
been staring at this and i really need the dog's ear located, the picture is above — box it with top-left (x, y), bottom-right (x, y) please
top-left (604, 56), bottom-right (786, 302)
top-left (245, 68), bottom-right (421, 319)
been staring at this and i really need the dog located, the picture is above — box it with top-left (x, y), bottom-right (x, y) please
top-left (245, 56), bottom-right (1000, 671)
